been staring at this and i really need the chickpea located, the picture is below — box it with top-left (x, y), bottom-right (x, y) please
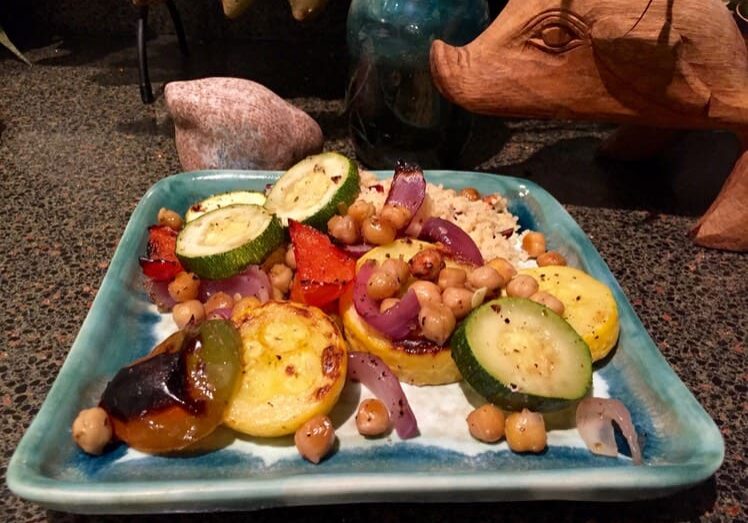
top-left (380, 297), bottom-right (400, 312)
top-left (482, 193), bottom-right (502, 207)
top-left (487, 257), bottom-right (517, 283)
top-left (505, 409), bottom-right (547, 453)
top-left (72, 407), bottom-right (112, 455)
top-left (442, 287), bottom-right (474, 319)
top-left (530, 291), bottom-right (565, 316)
top-left (408, 248), bottom-right (445, 281)
top-left (327, 214), bottom-right (359, 245)
top-left (367, 269), bottom-right (400, 300)
top-left (294, 414), bottom-right (335, 464)
top-left (380, 204), bottom-right (412, 230)
top-left (347, 199), bottom-right (376, 225)
top-left (506, 274), bottom-right (539, 298)
top-left (381, 257), bottom-right (410, 285)
top-left (285, 245), bottom-right (297, 269)
top-left (361, 216), bottom-right (397, 246)
top-left (204, 291), bottom-right (234, 315)
top-left (172, 299), bottom-right (205, 329)
top-left (157, 207), bottom-right (183, 231)
top-left (536, 251), bottom-right (567, 267)
top-left (522, 232), bottom-right (546, 258)
top-left (269, 264), bottom-right (293, 294)
top-left (418, 303), bottom-right (456, 345)
top-left (467, 404), bottom-right (505, 443)
top-left (467, 265), bottom-right (504, 293)
top-left (260, 245), bottom-right (287, 273)
top-left (167, 271), bottom-right (200, 303)
top-left (459, 187), bottom-right (481, 201)
top-left (408, 280), bottom-right (442, 307)
top-left (437, 267), bottom-right (467, 290)
top-left (356, 398), bottom-right (390, 437)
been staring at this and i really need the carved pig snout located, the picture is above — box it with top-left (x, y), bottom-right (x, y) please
top-left (429, 40), bottom-right (464, 106)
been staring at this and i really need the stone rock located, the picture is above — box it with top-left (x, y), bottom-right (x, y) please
top-left (165, 77), bottom-right (324, 171)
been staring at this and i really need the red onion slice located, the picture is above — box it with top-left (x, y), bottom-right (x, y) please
top-left (347, 351), bottom-right (419, 439)
top-left (340, 243), bottom-right (375, 259)
top-left (384, 161), bottom-right (426, 230)
top-left (199, 265), bottom-right (271, 303)
top-left (144, 279), bottom-right (176, 311)
top-left (353, 260), bottom-right (420, 341)
top-left (206, 307), bottom-right (233, 320)
top-left (576, 397), bottom-right (642, 465)
top-left (419, 217), bottom-right (484, 266)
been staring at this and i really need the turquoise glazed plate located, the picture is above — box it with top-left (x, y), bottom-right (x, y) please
top-left (7, 170), bottom-right (723, 514)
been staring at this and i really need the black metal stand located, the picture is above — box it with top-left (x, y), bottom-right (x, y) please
top-left (137, 0), bottom-right (189, 104)
top-left (137, 6), bottom-right (153, 104)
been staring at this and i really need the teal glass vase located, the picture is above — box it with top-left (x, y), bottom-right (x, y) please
top-left (346, 0), bottom-right (490, 169)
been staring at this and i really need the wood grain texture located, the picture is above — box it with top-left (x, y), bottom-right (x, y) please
top-left (430, 0), bottom-right (748, 250)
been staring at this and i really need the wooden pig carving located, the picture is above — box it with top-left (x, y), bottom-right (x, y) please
top-left (430, 0), bottom-right (748, 251)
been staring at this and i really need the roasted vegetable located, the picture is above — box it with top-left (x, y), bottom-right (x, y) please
top-left (176, 204), bottom-right (284, 280)
top-left (265, 152), bottom-right (360, 230)
top-left (520, 266), bottom-right (620, 362)
top-left (224, 301), bottom-right (347, 437)
top-left (139, 225), bottom-right (184, 281)
top-left (289, 220), bottom-right (356, 308)
top-left (451, 297), bottom-right (592, 412)
top-left (99, 320), bottom-right (242, 453)
top-left (340, 239), bottom-right (465, 385)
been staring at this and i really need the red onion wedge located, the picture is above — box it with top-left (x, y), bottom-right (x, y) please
top-left (347, 351), bottom-right (419, 439)
top-left (419, 217), bottom-right (484, 266)
top-left (199, 265), bottom-right (271, 303)
top-left (340, 243), bottom-right (375, 259)
top-left (206, 307), bottom-right (233, 320)
top-left (576, 397), bottom-right (642, 465)
top-left (384, 161), bottom-right (426, 230)
top-left (353, 260), bottom-right (420, 341)
top-left (144, 279), bottom-right (176, 311)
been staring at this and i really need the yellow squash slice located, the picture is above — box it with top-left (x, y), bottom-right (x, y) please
top-left (224, 301), bottom-right (347, 437)
top-left (520, 266), bottom-right (620, 362)
top-left (340, 239), bottom-right (464, 386)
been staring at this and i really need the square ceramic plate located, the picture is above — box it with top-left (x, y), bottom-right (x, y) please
top-left (7, 170), bottom-right (723, 514)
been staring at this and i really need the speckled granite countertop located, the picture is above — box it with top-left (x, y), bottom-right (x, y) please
top-left (1, 37), bottom-right (746, 522)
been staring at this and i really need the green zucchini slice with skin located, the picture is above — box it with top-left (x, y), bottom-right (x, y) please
top-left (451, 297), bottom-right (592, 412)
top-left (185, 190), bottom-right (267, 223)
top-left (176, 204), bottom-right (284, 280)
top-left (264, 152), bottom-right (360, 230)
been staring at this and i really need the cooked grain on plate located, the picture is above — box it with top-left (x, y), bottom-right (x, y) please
top-left (359, 171), bottom-right (527, 265)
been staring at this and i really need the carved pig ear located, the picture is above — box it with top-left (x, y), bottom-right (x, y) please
top-left (590, 17), bottom-right (711, 115)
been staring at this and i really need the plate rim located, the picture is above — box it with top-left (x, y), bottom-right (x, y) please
top-left (7, 169), bottom-right (725, 513)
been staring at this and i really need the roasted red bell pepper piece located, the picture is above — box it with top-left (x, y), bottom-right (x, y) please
top-left (139, 225), bottom-right (183, 281)
top-left (289, 220), bottom-right (355, 308)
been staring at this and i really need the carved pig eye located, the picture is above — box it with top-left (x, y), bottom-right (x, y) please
top-left (541, 25), bottom-right (575, 48)
top-left (526, 13), bottom-right (587, 54)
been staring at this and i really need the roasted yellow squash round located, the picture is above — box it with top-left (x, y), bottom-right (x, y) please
top-left (224, 301), bottom-right (347, 437)
top-left (520, 266), bottom-right (620, 362)
top-left (340, 239), bottom-right (463, 386)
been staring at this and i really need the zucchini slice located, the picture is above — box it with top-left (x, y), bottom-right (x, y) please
top-left (264, 152), bottom-right (360, 230)
top-left (176, 204), bottom-right (283, 280)
top-left (451, 297), bottom-right (592, 412)
top-left (185, 190), bottom-right (267, 223)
